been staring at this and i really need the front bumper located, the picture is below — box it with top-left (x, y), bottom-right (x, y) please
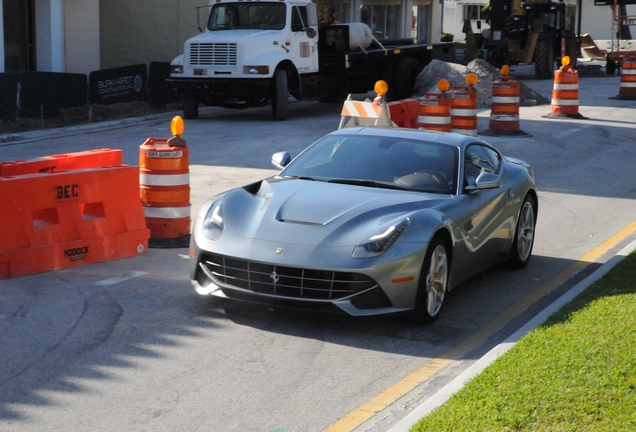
top-left (165, 77), bottom-right (271, 101)
top-left (189, 228), bottom-right (428, 317)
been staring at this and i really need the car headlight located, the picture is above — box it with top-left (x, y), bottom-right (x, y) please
top-left (202, 198), bottom-right (225, 240)
top-left (352, 219), bottom-right (410, 258)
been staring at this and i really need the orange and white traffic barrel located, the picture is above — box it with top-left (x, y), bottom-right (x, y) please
top-left (450, 73), bottom-right (478, 136)
top-left (611, 55), bottom-right (636, 100)
top-left (139, 116), bottom-right (191, 248)
top-left (417, 79), bottom-right (451, 132)
top-left (545, 56), bottom-right (587, 119)
top-left (482, 66), bottom-right (531, 137)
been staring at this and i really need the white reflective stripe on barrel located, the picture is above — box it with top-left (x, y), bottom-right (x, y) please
top-left (450, 109), bottom-right (477, 116)
top-left (553, 84), bottom-right (579, 90)
top-left (551, 99), bottom-right (579, 106)
top-left (490, 114), bottom-right (520, 121)
top-left (418, 116), bottom-right (451, 124)
top-left (143, 206), bottom-right (191, 219)
top-left (492, 96), bottom-right (520, 103)
top-left (140, 173), bottom-right (190, 186)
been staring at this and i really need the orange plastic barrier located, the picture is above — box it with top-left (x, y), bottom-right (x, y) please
top-left (0, 149), bottom-right (122, 177)
top-left (139, 138), bottom-right (191, 248)
top-left (482, 76), bottom-right (531, 137)
top-left (612, 55), bottom-right (636, 100)
top-left (449, 85), bottom-right (478, 136)
top-left (0, 166), bottom-right (149, 278)
top-left (417, 93), bottom-right (451, 132)
top-left (388, 98), bottom-right (419, 128)
top-left (546, 66), bottom-right (587, 119)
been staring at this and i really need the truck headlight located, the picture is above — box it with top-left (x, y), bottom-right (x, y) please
top-left (171, 65), bottom-right (184, 74)
top-left (243, 66), bottom-right (270, 75)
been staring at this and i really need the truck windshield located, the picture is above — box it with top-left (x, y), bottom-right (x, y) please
top-left (208, 3), bottom-right (286, 31)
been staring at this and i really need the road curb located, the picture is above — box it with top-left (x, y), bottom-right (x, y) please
top-left (388, 238), bottom-right (636, 432)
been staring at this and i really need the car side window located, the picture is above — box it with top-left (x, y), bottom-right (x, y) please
top-left (464, 144), bottom-right (501, 188)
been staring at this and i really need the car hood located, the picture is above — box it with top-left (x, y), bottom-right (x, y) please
top-left (217, 178), bottom-right (451, 247)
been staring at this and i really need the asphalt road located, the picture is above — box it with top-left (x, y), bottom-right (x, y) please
top-left (1, 69), bottom-right (635, 432)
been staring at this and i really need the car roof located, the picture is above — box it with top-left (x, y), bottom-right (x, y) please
top-left (330, 126), bottom-right (490, 150)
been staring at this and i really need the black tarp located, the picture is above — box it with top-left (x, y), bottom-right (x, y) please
top-left (18, 72), bottom-right (87, 118)
top-left (148, 62), bottom-right (179, 105)
top-left (0, 73), bottom-right (20, 121)
top-left (88, 64), bottom-right (147, 105)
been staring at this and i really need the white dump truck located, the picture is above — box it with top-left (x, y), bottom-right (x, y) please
top-left (167, 0), bottom-right (448, 120)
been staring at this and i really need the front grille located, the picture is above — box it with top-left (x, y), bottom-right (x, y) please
top-left (189, 43), bottom-right (237, 66)
top-left (200, 253), bottom-right (377, 300)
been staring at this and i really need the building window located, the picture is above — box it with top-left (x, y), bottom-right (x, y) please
top-left (465, 5), bottom-right (489, 22)
top-left (361, 4), bottom-right (401, 39)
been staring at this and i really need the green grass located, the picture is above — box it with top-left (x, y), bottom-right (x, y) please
top-left (412, 251), bottom-right (636, 432)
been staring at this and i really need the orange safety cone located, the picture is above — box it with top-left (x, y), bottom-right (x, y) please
top-left (481, 65), bottom-right (531, 137)
top-left (418, 78), bottom-right (451, 132)
top-left (450, 73), bottom-right (479, 136)
top-left (610, 55), bottom-right (636, 100)
top-left (545, 56), bottom-right (588, 120)
top-left (139, 116), bottom-right (191, 248)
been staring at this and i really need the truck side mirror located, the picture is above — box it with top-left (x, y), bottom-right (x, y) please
top-left (306, 27), bottom-right (317, 39)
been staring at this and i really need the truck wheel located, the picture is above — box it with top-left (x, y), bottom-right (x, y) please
top-left (534, 39), bottom-right (554, 80)
top-left (392, 57), bottom-right (422, 100)
top-left (272, 69), bottom-right (289, 121)
top-left (183, 94), bottom-right (198, 119)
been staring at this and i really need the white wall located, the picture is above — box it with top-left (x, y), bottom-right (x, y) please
top-left (64, 0), bottom-right (100, 75)
top-left (35, 0), bottom-right (65, 72)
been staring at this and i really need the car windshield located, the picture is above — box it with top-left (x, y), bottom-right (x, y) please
top-left (280, 134), bottom-right (459, 194)
top-left (208, 3), bottom-right (286, 31)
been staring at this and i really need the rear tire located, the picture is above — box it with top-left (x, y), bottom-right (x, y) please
top-left (413, 237), bottom-right (449, 324)
top-left (272, 69), bottom-right (289, 121)
top-left (507, 195), bottom-right (537, 269)
top-left (392, 57), bottom-right (422, 100)
top-left (534, 39), bottom-right (555, 80)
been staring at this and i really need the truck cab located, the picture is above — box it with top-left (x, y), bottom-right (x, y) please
top-left (168, 0), bottom-right (319, 120)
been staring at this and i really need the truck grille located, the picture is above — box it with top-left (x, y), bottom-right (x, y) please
top-left (200, 253), bottom-right (377, 300)
top-left (189, 43), bottom-right (237, 66)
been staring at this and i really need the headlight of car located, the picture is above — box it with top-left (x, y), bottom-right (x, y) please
top-left (352, 219), bottom-right (410, 258)
top-left (202, 198), bottom-right (225, 240)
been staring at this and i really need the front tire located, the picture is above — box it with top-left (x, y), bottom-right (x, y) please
top-left (534, 39), bottom-right (555, 80)
top-left (272, 69), bottom-right (289, 121)
top-left (508, 195), bottom-right (537, 269)
top-left (413, 238), bottom-right (449, 324)
top-left (183, 94), bottom-right (199, 119)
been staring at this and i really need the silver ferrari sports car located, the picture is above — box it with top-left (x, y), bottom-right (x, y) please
top-left (190, 127), bottom-right (537, 323)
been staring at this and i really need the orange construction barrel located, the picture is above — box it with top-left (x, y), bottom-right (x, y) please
top-left (449, 85), bottom-right (478, 136)
top-left (139, 137), bottom-right (191, 248)
top-left (545, 58), bottom-right (587, 119)
top-left (610, 55), bottom-right (636, 100)
top-left (417, 93), bottom-right (451, 132)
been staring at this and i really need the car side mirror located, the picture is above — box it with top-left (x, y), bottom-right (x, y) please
top-left (272, 151), bottom-right (291, 170)
top-left (465, 172), bottom-right (502, 191)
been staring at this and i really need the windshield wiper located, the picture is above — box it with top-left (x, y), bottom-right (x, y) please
top-left (327, 179), bottom-right (404, 190)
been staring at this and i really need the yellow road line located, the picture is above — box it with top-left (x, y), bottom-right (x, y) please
top-left (324, 220), bottom-right (636, 432)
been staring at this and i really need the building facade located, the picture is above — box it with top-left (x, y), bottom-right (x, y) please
top-left (2, 0), bottom-right (442, 74)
